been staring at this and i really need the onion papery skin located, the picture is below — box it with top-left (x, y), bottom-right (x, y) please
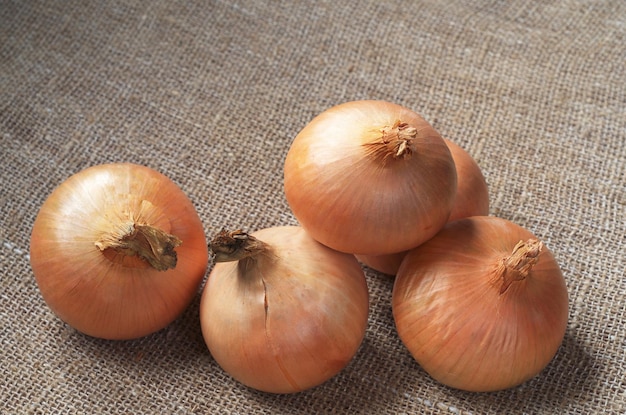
top-left (30, 163), bottom-right (208, 340)
top-left (355, 251), bottom-right (406, 277)
top-left (200, 226), bottom-right (369, 394)
top-left (284, 100), bottom-right (457, 255)
top-left (356, 137), bottom-right (489, 275)
top-left (392, 216), bottom-right (569, 392)
top-left (444, 138), bottom-right (489, 222)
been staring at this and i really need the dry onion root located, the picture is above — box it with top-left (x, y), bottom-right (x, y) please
top-left (30, 163), bottom-right (208, 340)
top-left (392, 216), bottom-right (569, 392)
top-left (199, 226), bottom-right (369, 394)
top-left (284, 100), bottom-right (457, 256)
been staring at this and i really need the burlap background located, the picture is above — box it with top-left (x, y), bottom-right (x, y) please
top-left (2, 0), bottom-right (624, 413)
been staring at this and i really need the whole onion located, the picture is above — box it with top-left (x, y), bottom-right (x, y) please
top-left (200, 226), bottom-right (369, 393)
top-left (30, 163), bottom-right (208, 340)
top-left (284, 100), bottom-right (457, 255)
top-left (392, 216), bottom-right (569, 392)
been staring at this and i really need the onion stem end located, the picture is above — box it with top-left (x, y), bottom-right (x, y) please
top-left (497, 239), bottom-right (543, 294)
top-left (95, 223), bottom-right (182, 271)
top-left (363, 120), bottom-right (417, 164)
top-left (209, 229), bottom-right (272, 263)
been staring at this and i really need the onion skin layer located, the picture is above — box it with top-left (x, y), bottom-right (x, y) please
top-left (200, 226), bottom-right (369, 394)
top-left (30, 163), bottom-right (208, 340)
top-left (356, 137), bottom-right (489, 275)
top-left (444, 138), bottom-right (489, 222)
top-left (392, 216), bottom-right (569, 392)
top-left (284, 100), bottom-right (457, 255)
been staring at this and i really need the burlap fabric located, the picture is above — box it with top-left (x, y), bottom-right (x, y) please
top-left (2, 0), bottom-right (624, 413)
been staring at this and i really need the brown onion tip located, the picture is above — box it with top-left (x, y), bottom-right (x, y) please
top-left (497, 238), bottom-right (543, 294)
top-left (209, 229), bottom-right (271, 263)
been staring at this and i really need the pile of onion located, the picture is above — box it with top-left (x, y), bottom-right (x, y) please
top-left (199, 226), bottom-right (369, 393)
top-left (30, 163), bottom-right (208, 340)
top-left (28, 99), bottom-right (568, 395)
top-left (392, 216), bottom-right (569, 392)
top-left (284, 100), bottom-right (457, 256)
top-left (281, 100), bottom-right (568, 393)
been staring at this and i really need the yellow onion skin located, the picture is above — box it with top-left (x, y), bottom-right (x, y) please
top-left (443, 138), bottom-right (489, 222)
top-left (356, 137), bottom-right (489, 275)
top-left (200, 226), bottom-right (369, 394)
top-left (284, 100), bottom-right (457, 255)
top-left (392, 216), bottom-right (569, 392)
top-left (355, 251), bottom-right (407, 277)
top-left (30, 163), bottom-right (208, 340)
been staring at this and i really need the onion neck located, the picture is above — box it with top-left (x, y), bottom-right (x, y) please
top-left (496, 239), bottom-right (543, 294)
top-left (209, 229), bottom-right (273, 265)
top-left (364, 120), bottom-right (416, 163)
top-left (95, 222), bottom-right (182, 271)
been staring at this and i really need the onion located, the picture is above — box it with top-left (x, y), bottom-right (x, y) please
top-left (30, 163), bottom-right (208, 340)
top-left (199, 226), bottom-right (369, 393)
top-left (356, 137), bottom-right (490, 275)
top-left (355, 250), bottom-right (407, 277)
top-left (284, 100), bottom-right (457, 255)
top-left (444, 138), bottom-right (489, 222)
top-left (392, 216), bottom-right (569, 392)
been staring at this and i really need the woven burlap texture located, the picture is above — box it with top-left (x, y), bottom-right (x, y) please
top-left (2, 0), bottom-right (625, 413)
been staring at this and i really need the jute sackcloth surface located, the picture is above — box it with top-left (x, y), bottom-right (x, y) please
top-left (1, 0), bottom-right (625, 413)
